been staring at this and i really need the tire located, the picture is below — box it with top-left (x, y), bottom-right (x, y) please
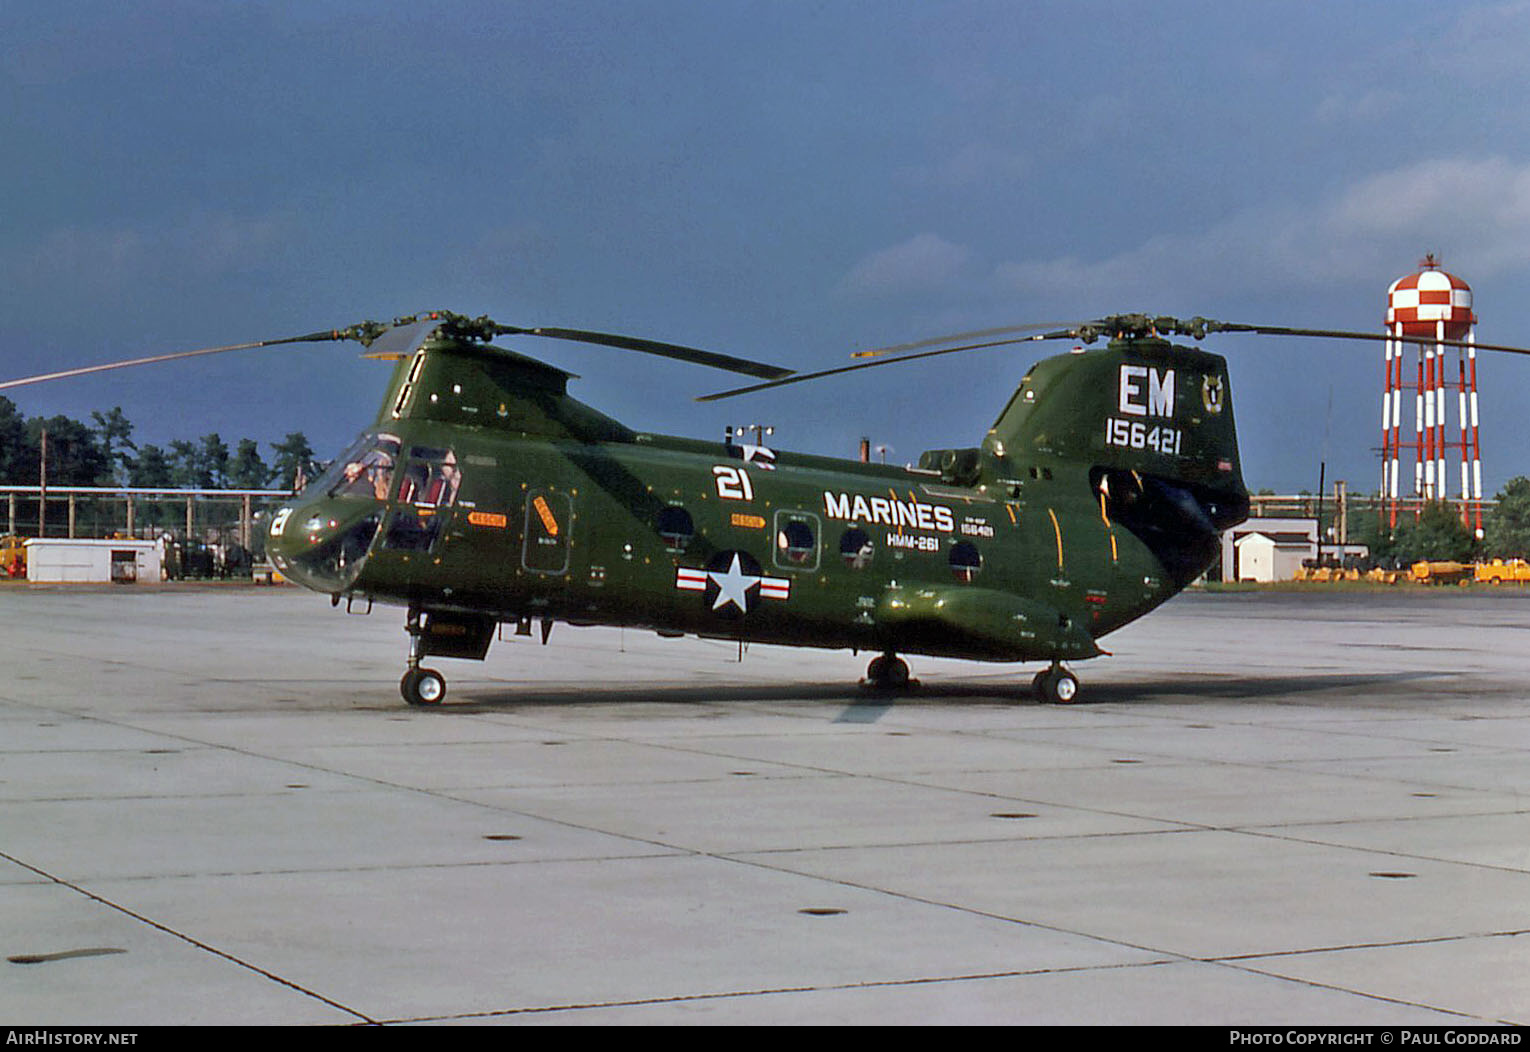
top-left (1035, 666), bottom-right (1080, 705)
top-left (866, 655), bottom-right (910, 689)
top-left (401, 667), bottom-right (447, 707)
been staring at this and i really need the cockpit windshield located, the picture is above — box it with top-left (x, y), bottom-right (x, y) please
top-left (315, 434), bottom-right (402, 501)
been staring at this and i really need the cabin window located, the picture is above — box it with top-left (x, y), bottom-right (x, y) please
top-left (522, 489), bottom-right (573, 574)
top-left (397, 447), bottom-right (461, 507)
top-left (950, 541), bottom-right (982, 583)
top-left (382, 509), bottom-right (442, 552)
top-left (838, 527), bottom-right (873, 570)
top-left (773, 511), bottom-right (820, 571)
top-left (656, 505), bottom-right (695, 551)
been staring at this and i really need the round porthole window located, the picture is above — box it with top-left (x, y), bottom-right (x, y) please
top-left (657, 506), bottom-right (694, 550)
top-left (950, 541), bottom-right (981, 582)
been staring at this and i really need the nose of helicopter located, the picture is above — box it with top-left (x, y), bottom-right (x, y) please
top-left (266, 496), bottom-right (383, 595)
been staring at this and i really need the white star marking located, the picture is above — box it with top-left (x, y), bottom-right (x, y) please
top-left (709, 553), bottom-right (755, 612)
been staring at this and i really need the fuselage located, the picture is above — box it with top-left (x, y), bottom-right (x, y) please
top-left (267, 420), bottom-right (1182, 664)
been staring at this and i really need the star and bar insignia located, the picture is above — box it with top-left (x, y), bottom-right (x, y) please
top-left (675, 551), bottom-right (790, 617)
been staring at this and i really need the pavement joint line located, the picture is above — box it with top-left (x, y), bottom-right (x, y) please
top-left (0, 848), bottom-right (376, 1024)
top-left (1230, 824), bottom-right (1530, 878)
top-left (1216, 959), bottom-right (1506, 1026)
top-left (1213, 926), bottom-right (1530, 963)
top-left (698, 851), bottom-right (1515, 1027)
top-left (365, 958), bottom-right (1188, 1023)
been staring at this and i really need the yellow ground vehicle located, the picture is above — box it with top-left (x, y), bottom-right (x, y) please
top-left (0, 535), bottom-right (26, 578)
top-left (1475, 558), bottom-right (1530, 584)
top-left (1411, 561), bottom-right (1473, 585)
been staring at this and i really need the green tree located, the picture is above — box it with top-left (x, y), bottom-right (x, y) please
top-left (0, 397), bottom-right (34, 484)
top-left (1392, 501), bottom-right (1477, 563)
top-left (168, 439), bottom-right (205, 488)
top-left (90, 407), bottom-right (137, 484)
top-left (227, 438), bottom-right (272, 489)
top-left (270, 432), bottom-right (316, 492)
top-left (1483, 477), bottom-right (1530, 559)
top-left (128, 444), bottom-right (176, 488)
top-left (199, 434), bottom-right (230, 488)
top-left (27, 415), bottom-right (110, 487)
top-left (1349, 512), bottom-right (1399, 567)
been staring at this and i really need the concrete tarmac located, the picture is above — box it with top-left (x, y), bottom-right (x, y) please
top-left (3, 584), bottom-right (1530, 1025)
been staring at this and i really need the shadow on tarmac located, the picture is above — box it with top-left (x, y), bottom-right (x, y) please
top-left (443, 668), bottom-right (1446, 714)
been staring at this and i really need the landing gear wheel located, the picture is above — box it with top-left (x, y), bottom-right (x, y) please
top-left (400, 667), bottom-right (447, 707)
top-left (863, 653), bottom-right (911, 690)
top-left (1033, 665), bottom-right (1080, 705)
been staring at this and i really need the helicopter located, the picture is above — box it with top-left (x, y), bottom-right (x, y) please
top-left (7, 309), bottom-right (1526, 707)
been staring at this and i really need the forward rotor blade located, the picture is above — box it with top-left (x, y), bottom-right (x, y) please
top-left (697, 330), bottom-right (1071, 402)
top-left (850, 321), bottom-right (1076, 359)
top-left (505, 326), bottom-right (793, 379)
top-left (0, 330), bottom-right (344, 391)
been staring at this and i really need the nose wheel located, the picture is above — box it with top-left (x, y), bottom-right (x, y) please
top-left (401, 666), bottom-right (447, 707)
top-left (1032, 663), bottom-right (1080, 704)
top-left (400, 604), bottom-right (446, 707)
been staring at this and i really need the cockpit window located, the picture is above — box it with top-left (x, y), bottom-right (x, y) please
top-left (317, 434), bottom-right (402, 501)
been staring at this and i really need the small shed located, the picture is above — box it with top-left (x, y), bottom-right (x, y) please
top-left (1233, 531), bottom-right (1312, 583)
top-left (1221, 517), bottom-right (1318, 581)
top-left (25, 539), bottom-right (162, 584)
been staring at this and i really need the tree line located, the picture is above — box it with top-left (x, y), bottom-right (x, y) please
top-left (0, 397), bottom-right (317, 491)
top-left (1346, 484), bottom-right (1530, 565)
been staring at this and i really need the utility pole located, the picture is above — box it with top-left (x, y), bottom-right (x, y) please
top-left (38, 428), bottom-right (47, 538)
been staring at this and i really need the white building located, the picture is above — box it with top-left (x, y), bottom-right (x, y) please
top-left (25, 539), bottom-right (162, 584)
top-left (1233, 530), bottom-right (1314, 582)
top-left (1220, 517), bottom-right (1318, 582)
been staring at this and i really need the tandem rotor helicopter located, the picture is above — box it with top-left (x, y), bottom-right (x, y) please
top-left (7, 308), bottom-right (1528, 706)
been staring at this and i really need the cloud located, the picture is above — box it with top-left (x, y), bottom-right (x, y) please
top-left (992, 156), bottom-right (1530, 305)
top-left (900, 142), bottom-right (1032, 190)
top-left (6, 210), bottom-right (295, 295)
top-left (1314, 89), bottom-right (1403, 125)
top-left (838, 233), bottom-right (973, 297)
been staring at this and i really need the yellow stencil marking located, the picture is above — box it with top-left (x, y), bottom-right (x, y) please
top-left (1098, 494), bottom-right (1119, 562)
top-left (1047, 507), bottom-right (1064, 571)
top-left (532, 495), bottom-right (559, 537)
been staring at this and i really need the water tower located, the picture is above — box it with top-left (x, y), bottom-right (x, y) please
top-left (1381, 255), bottom-right (1483, 533)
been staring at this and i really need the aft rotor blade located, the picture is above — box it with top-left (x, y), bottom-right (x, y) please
top-left (697, 330), bottom-right (1071, 402)
top-left (505, 326), bottom-right (793, 379)
top-left (0, 330), bottom-right (344, 391)
top-left (1203, 321), bottom-right (1530, 357)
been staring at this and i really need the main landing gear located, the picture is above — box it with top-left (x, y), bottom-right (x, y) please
top-left (400, 605), bottom-right (447, 707)
top-left (862, 651), bottom-right (914, 690)
top-left (1032, 662), bottom-right (1080, 704)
